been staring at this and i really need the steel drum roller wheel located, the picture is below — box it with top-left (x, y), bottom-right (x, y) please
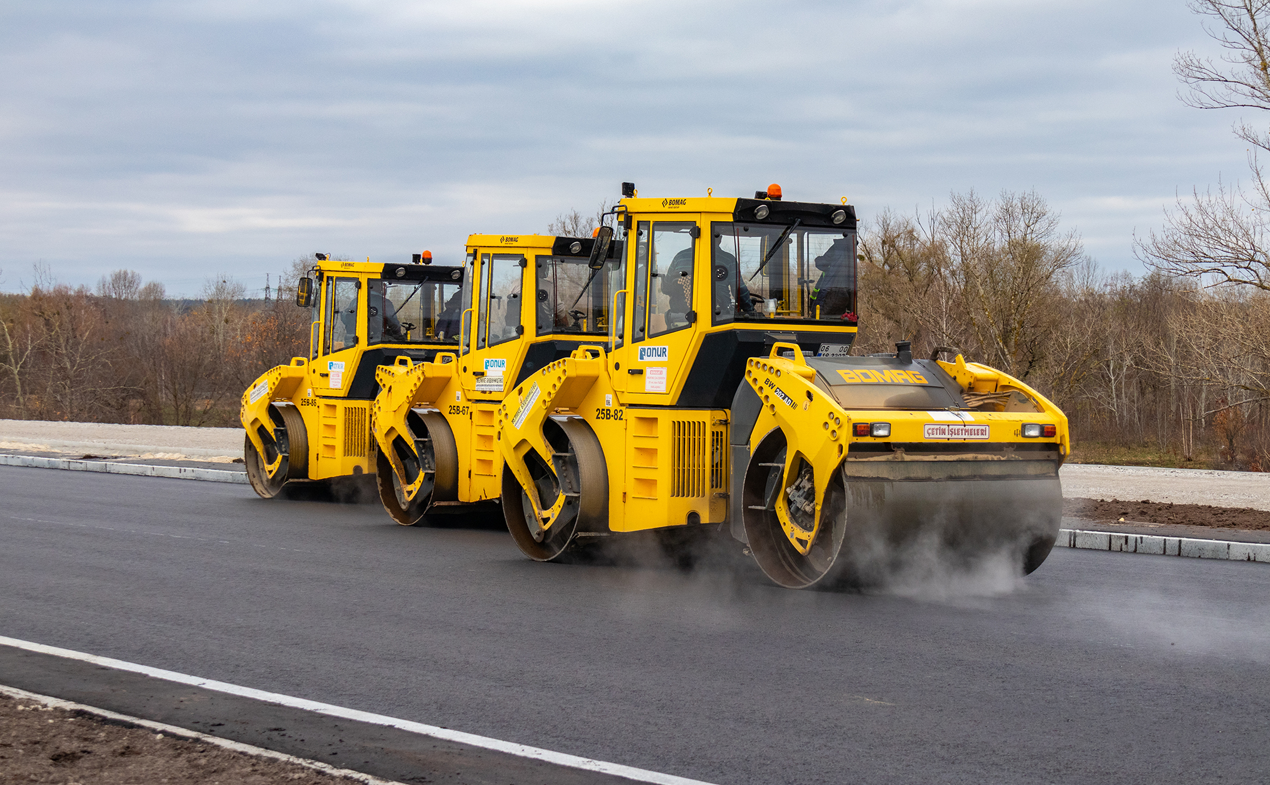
top-left (376, 410), bottom-right (457, 526)
top-left (245, 403), bottom-right (307, 499)
top-left (742, 430), bottom-right (847, 589)
top-left (502, 417), bottom-right (607, 562)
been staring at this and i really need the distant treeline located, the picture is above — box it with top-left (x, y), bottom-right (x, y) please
top-left (0, 264), bottom-right (308, 428)
top-left (3, 196), bottom-right (1270, 472)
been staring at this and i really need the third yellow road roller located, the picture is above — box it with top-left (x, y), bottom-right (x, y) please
top-left (495, 183), bottom-right (1069, 588)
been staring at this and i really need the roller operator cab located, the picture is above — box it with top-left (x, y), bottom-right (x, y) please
top-left (370, 234), bottom-right (623, 524)
top-left (496, 186), bottom-right (1069, 589)
top-left (240, 255), bottom-right (465, 498)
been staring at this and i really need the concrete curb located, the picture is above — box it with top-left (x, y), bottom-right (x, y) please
top-left (0, 454), bottom-right (248, 484)
top-left (1055, 528), bottom-right (1270, 563)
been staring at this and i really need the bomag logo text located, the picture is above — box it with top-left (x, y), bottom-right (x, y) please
top-left (661, 198), bottom-right (688, 208)
top-left (763, 377), bottom-right (796, 408)
top-left (838, 369), bottom-right (929, 384)
top-left (499, 236), bottom-right (520, 244)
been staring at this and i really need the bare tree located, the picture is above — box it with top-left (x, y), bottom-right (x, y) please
top-left (1173, 0), bottom-right (1270, 151)
top-left (547, 201), bottom-right (614, 237)
top-left (1139, 1), bottom-right (1270, 289)
top-left (96, 269), bottom-right (143, 300)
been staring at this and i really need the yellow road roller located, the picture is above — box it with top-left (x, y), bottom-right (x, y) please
top-left (240, 253), bottom-right (465, 497)
top-left (496, 184), bottom-right (1069, 588)
top-left (370, 233), bottom-right (623, 524)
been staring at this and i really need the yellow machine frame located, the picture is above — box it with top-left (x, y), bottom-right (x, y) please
top-left (240, 256), bottom-right (464, 497)
top-left (497, 188), bottom-right (1070, 588)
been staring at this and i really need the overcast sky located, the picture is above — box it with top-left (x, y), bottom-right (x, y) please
top-left (0, 1), bottom-right (1253, 296)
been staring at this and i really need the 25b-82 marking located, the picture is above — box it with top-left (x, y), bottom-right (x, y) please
top-left (595, 407), bottom-right (624, 421)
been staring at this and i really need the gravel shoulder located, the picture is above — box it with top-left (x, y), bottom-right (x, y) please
top-left (0, 419), bottom-right (241, 462)
top-left (1061, 463), bottom-right (1270, 510)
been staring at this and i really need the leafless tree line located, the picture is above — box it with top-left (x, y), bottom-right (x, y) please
top-left (855, 189), bottom-right (1270, 470)
top-left (0, 260), bottom-right (310, 427)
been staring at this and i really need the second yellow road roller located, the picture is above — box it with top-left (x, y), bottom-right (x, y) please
top-left (370, 233), bottom-right (622, 523)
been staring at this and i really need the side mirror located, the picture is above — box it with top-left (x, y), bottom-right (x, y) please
top-left (296, 277), bottom-right (314, 308)
top-left (588, 225), bottom-right (614, 270)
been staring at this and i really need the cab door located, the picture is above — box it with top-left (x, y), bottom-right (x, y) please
top-left (611, 219), bottom-right (699, 397)
top-left (313, 276), bottom-right (363, 398)
top-left (463, 250), bottom-right (526, 397)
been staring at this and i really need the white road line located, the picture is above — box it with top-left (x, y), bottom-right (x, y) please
top-left (0, 635), bottom-right (717, 785)
top-left (0, 683), bottom-right (409, 785)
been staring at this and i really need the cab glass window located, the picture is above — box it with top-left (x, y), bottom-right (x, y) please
top-left (462, 250), bottom-right (476, 352)
top-left (479, 253), bottom-right (524, 348)
top-left (648, 223), bottom-right (695, 338)
top-left (711, 223), bottom-right (857, 324)
top-left (535, 255), bottom-right (621, 335)
top-left (367, 276), bottom-right (464, 345)
top-left (325, 278), bottom-right (359, 354)
top-left (631, 222), bottom-right (649, 343)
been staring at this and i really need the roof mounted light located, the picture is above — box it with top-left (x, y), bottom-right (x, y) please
top-left (621, 182), bottom-right (636, 198)
top-left (315, 252), bottom-right (328, 261)
top-left (766, 183), bottom-right (782, 200)
top-left (569, 241), bottom-right (582, 254)
top-left (755, 204), bottom-right (770, 220)
top-left (832, 209), bottom-right (847, 225)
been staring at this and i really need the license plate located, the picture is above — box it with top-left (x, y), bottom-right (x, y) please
top-left (923, 423), bottom-right (989, 440)
top-left (817, 343), bottom-right (851, 358)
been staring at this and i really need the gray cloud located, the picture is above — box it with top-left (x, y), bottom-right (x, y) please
top-left (0, 0), bottom-right (1249, 295)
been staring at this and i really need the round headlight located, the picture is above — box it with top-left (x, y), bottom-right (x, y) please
top-left (395, 267), bottom-right (406, 278)
top-left (569, 241), bottom-right (582, 254)
top-left (832, 209), bottom-right (847, 225)
top-left (755, 204), bottom-right (770, 220)
top-left (451, 270), bottom-right (461, 280)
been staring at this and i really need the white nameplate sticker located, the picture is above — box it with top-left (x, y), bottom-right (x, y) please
top-left (637, 345), bottom-right (669, 363)
top-left (924, 423), bottom-right (989, 440)
top-left (249, 380), bottom-right (269, 403)
top-left (474, 376), bottom-right (504, 392)
top-left (645, 366), bottom-right (668, 393)
top-left (328, 360), bottom-right (345, 389)
top-left (927, 410), bottom-right (975, 422)
top-left (512, 382), bottom-right (541, 429)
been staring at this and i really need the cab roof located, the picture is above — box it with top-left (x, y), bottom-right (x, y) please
top-left (619, 195), bottom-right (857, 231)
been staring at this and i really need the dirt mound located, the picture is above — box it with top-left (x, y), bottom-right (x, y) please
top-left (0, 693), bottom-right (368, 784)
top-left (1064, 497), bottom-right (1270, 531)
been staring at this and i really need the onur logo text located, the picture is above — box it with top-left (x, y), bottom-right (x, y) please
top-left (638, 346), bottom-right (669, 362)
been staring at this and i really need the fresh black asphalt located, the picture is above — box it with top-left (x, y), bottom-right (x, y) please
top-left (1, 465), bottom-right (1268, 784)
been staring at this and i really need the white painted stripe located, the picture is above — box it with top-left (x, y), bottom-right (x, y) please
top-left (0, 635), bottom-right (716, 785)
top-left (1054, 528), bottom-right (1270, 563)
top-left (0, 683), bottom-right (407, 785)
top-left (0, 454), bottom-right (248, 484)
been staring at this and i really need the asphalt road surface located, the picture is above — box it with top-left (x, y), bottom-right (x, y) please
top-left (1, 465), bottom-right (1268, 785)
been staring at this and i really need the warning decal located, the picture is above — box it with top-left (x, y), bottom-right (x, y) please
top-left (249, 380), bottom-right (269, 404)
top-left (512, 382), bottom-right (541, 429)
